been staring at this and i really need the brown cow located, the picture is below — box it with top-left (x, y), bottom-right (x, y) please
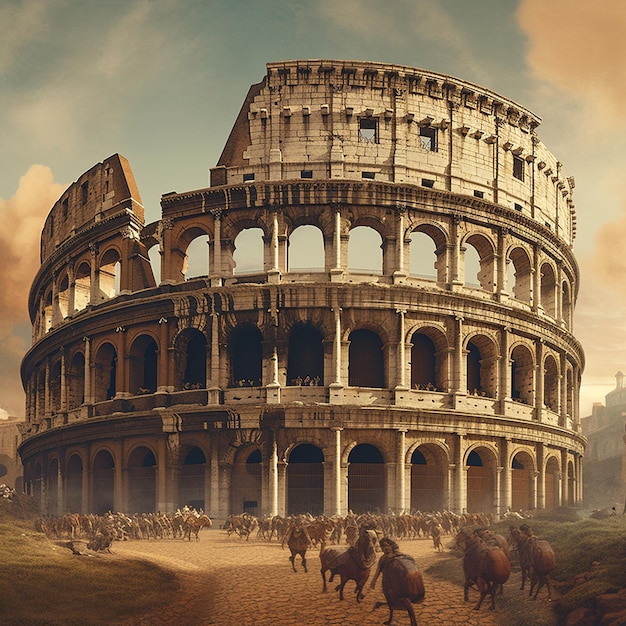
top-left (510, 525), bottom-right (556, 600)
top-left (456, 528), bottom-right (511, 610)
top-left (370, 537), bottom-right (425, 626)
top-left (320, 526), bottom-right (378, 601)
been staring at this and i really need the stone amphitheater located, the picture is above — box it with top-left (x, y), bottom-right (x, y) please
top-left (18, 59), bottom-right (585, 520)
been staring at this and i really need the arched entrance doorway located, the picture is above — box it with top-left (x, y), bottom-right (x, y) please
top-left (180, 446), bottom-right (206, 510)
top-left (410, 445), bottom-right (444, 511)
top-left (348, 444), bottom-right (385, 513)
top-left (511, 451), bottom-right (534, 511)
top-left (545, 456), bottom-right (560, 510)
top-left (127, 447), bottom-right (156, 513)
top-left (92, 450), bottom-right (114, 515)
top-left (65, 454), bottom-right (83, 512)
top-left (287, 443), bottom-right (324, 515)
top-left (231, 448), bottom-right (262, 516)
top-left (466, 448), bottom-right (495, 514)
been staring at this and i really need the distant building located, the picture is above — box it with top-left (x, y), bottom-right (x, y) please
top-left (581, 372), bottom-right (626, 509)
top-left (0, 416), bottom-right (24, 490)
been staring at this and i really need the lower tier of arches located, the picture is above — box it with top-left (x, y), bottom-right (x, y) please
top-left (19, 405), bottom-right (584, 520)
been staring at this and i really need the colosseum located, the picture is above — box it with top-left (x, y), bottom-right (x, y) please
top-left (19, 60), bottom-right (585, 519)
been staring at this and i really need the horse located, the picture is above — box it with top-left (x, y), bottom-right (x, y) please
top-left (456, 528), bottom-right (511, 610)
top-left (320, 526), bottom-right (378, 601)
top-left (510, 526), bottom-right (556, 600)
top-left (283, 521), bottom-right (311, 572)
top-left (371, 538), bottom-right (425, 626)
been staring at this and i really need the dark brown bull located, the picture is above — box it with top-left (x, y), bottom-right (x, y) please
top-left (320, 526), bottom-right (378, 601)
top-left (456, 528), bottom-right (511, 610)
top-left (510, 525), bottom-right (556, 600)
top-left (370, 537), bottom-right (425, 626)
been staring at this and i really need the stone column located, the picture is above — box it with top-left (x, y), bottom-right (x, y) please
top-left (499, 326), bottom-right (511, 403)
top-left (454, 316), bottom-right (465, 395)
top-left (449, 216), bottom-right (463, 286)
top-left (560, 352), bottom-right (568, 427)
top-left (532, 245), bottom-right (542, 312)
top-left (210, 209), bottom-right (223, 287)
top-left (268, 208), bottom-right (281, 283)
top-left (60, 348), bottom-right (67, 411)
top-left (501, 438), bottom-right (512, 513)
top-left (83, 336), bottom-right (92, 404)
top-left (89, 242), bottom-right (98, 305)
top-left (115, 326), bottom-right (128, 397)
top-left (494, 466), bottom-right (502, 518)
top-left (157, 317), bottom-right (170, 392)
top-left (396, 309), bottom-right (407, 389)
top-left (330, 204), bottom-right (344, 281)
top-left (269, 432), bottom-right (278, 516)
top-left (535, 339), bottom-right (544, 421)
top-left (209, 436), bottom-right (220, 518)
top-left (536, 442), bottom-right (545, 510)
top-left (44, 358), bottom-right (51, 416)
top-left (396, 429), bottom-right (407, 512)
top-left (332, 426), bottom-right (342, 516)
top-left (393, 206), bottom-right (407, 282)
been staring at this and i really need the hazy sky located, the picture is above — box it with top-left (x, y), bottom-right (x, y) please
top-left (1, 0), bottom-right (625, 419)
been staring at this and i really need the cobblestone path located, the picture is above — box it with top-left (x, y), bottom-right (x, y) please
top-left (111, 529), bottom-right (550, 626)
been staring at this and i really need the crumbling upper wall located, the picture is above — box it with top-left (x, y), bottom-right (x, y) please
top-left (40, 154), bottom-right (144, 263)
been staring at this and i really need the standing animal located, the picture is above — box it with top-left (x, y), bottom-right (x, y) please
top-left (320, 525), bottom-right (378, 601)
top-left (371, 537), bottom-right (425, 626)
top-left (431, 523), bottom-right (444, 552)
top-left (456, 528), bottom-right (511, 610)
top-left (283, 521), bottom-right (311, 572)
top-left (182, 513), bottom-right (212, 541)
top-left (510, 525), bottom-right (556, 600)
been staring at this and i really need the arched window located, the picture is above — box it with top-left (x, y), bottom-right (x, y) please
top-left (540, 263), bottom-right (557, 317)
top-left (129, 335), bottom-right (158, 394)
top-left (348, 226), bottom-right (382, 274)
top-left (74, 261), bottom-right (91, 311)
top-left (287, 323), bottom-right (323, 386)
top-left (544, 355), bottom-right (559, 411)
top-left (510, 344), bottom-right (534, 405)
top-left (68, 352), bottom-right (85, 409)
top-left (99, 248), bottom-right (121, 299)
top-left (94, 343), bottom-right (117, 402)
top-left (348, 444), bottom-right (385, 513)
top-left (233, 228), bottom-right (264, 274)
top-left (409, 231), bottom-right (437, 279)
top-left (348, 329), bottom-right (384, 388)
top-left (508, 247), bottom-right (532, 303)
top-left (288, 225), bottom-right (324, 271)
top-left (287, 443), bottom-right (324, 515)
top-left (176, 329), bottom-right (207, 389)
top-left (464, 234), bottom-right (495, 291)
top-left (184, 234), bottom-right (210, 279)
top-left (229, 324), bottom-right (263, 387)
top-left (466, 335), bottom-right (497, 398)
top-left (410, 332), bottom-right (437, 390)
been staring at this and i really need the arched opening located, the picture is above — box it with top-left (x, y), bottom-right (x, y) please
top-left (347, 444), bottom-right (385, 513)
top-left (348, 329), bottom-right (384, 388)
top-left (46, 458), bottom-right (59, 515)
top-left (74, 261), bottom-right (91, 311)
top-left (466, 336), bottom-right (497, 397)
top-left (49, 358), bottom-right (62, 413)
top-left (233, 228), bottom-right (264, 274)
top-left (94, 343), bottom-right (117, 402)
top-left (508, 247), bottom-right (532, 303)
top-left (287, 323), bottom-right (323, 386)
top-left (544, 355), bottom-right (559, 412)
top-left (231, 448), bottom-right (262, 516)
top-left (511, 344), bottom-right (534, 405)
top-left (562, 280), bottom-right (572, 328)
top-left (567, 460), bottom-right (575, 504)
top-left (409, 231), bottom-right (437, 279)
top-left (288, 225), bottom-right (324, 271)
top-left (58, 273), bottom-right (70, 318)
top-left (540, 262), bottom-right (557, 317)
top-left (43, 291), bottom-right (53, 333)
top-left (65, 454), bottom-right (83, 513)
top-left (129, 335), bottom-right (158, 394)
top-left (127, 447), bottom-right (157, 513)
top-left (148, 245), bottom-right (161, 285)
top-left (466, 448), bottom-right (495, 514)
top-left (175, 329), bottom-right (207, 390)
top-left (99, 248), bottom-right (121, 299)
top-left (410, 446), bottom-right (444, 511)
top-left (348, 226), bottom-right (382, 274)
top-left (180, 446), bottom-right (206, 510)
top-left (287, 443), bottom-right (324, 515)
top-left (544, 456), bottom-right (560, 510)
top-left (464, 234), bottom-right (495, 291)
top-left (184, 234), bottom-right (210, 280)
top-left (511, 452), bottom-right (534, 511)
top-left (229, 324), bottom-right (262, 387)
top-left (68, 352), bottom-right (85, 409)
top-left (92, 450), bottom-right (115, 515)
top-left (410, 333), bottom-right (437, 390)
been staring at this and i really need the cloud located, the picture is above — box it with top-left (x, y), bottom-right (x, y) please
top-left (517, 0), bottom-right (626, 126)
top-left (0, 0), bottom-right (49, 74)
top-left (0, 166), bottom-right (64, 416)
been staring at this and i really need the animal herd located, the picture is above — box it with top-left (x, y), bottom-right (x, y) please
top-left (280, 513), bottom-right (555, 625)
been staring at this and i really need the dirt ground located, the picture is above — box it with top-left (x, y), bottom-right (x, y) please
top-left (109, 529), bottom-right (553, 626)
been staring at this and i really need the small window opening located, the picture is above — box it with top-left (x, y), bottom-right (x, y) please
top-left (474, 190), bottom-right (484, 198)
top-left (362, 171), bottom-right (376, 180)
top-left (62, 198), bottom-right (69, 219)
top-left (243, 173), bottom-right (255, 182)
top-left (359, 118), bottom-right (378, 143)
top-left (513, 155), bottom-right (524, 181)
top-left (419, 126), bottom-right (438, 151)
top-left (81, 181), bottom-right (89, 204)
top-left (421, 178), bottom-right (435, 188)
top-left (514, 203), bottom-right (523, 211)
top-left (300, 170), bottom-right (313, 179)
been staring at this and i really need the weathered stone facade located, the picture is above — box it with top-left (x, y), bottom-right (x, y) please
top-left (19, 60), bottom-right (585, 519)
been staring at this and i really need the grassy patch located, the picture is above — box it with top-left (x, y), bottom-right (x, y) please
top-left (0, 500), bottom-right (179, 625)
